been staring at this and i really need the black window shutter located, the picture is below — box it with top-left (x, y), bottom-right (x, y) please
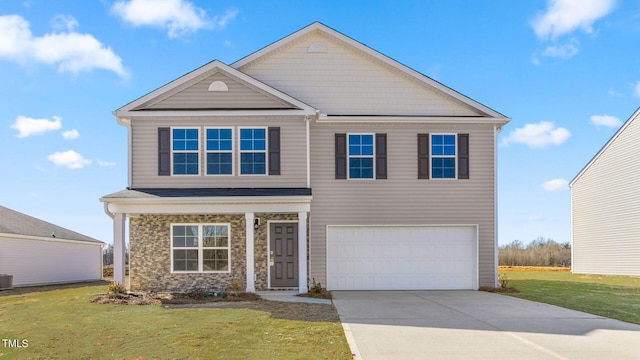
top-left (375, 133), bottom-right (387, 179)
top-left (417, 134), bottom-right (429, 179)
top-left (335, 133), bottom-right (347, 179)
top-left (158, 127), bottom-right (171, 176)
top-left (268, 127), bottom-right (281, 175)
top-left (458, 133), bottom-right (469, 179)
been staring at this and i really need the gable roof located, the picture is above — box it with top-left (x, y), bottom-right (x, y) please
top-left (570, 107), bottom-right (640, 187)
top-left (114, 60), bottom-right (317, 117)
top-left (0, 205), bottom-right (103, 244)
top-left (232, 22), bottom-right (508, 121)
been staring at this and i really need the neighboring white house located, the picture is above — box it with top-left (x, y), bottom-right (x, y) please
top-left (570, 107), bottom-right (640, 277)
top-left (0, 205), bottom-right (104, 287)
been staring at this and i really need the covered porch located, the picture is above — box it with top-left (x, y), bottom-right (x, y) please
top-left (100, 188), bottom-right (312, 294)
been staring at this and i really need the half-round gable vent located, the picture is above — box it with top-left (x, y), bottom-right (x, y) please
top-left (307, 42), bottom-right (328, 53)
top-left (208, 80), bottom-right (229, 92)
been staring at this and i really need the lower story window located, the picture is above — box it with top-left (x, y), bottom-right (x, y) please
top-left (171, 224), bottom-right (230, 273)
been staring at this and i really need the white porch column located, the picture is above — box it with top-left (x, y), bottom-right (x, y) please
top-left (245, 212), bottom-right (255, 293)
top-left (113, 212), bottom-right (126, 286)
top-left (298, 212), bottom-right (308, 293)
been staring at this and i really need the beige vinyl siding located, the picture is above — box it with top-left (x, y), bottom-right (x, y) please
top-left (572, 113), bottom-right (640, 276)
top-left (308, 122), bottom-right (497, 287)
top-left (0, 235), bottom-right (102, 286)
top-left (130, 116), bottom-right (307, 188)
top-left (239, 31), bottom-right (483, 117)
top-left (135, 72), bottom-right (294, 110)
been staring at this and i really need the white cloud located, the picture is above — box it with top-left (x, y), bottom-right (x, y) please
top-left (634, 81), bottom-right (640, 98)
top-left (51, 14), bottom-right (78, 32)
top-left (501, 121), bottom-right (571, 148)
top-left (540, 178), bottom-right (569, 192)
top-left (590, 114), bottom-right (622, 128)
top-left (97, 159), bottom-right (116, 167)
top-left (541, 40), bottom-right (579, 59)
top-left (111, 0), bottom-right (237, 38)
top-left (608, 88), bottom-right (623, 97)
top-left (61, 128), bottom-right (79, 139)
top-left (532, 0), bottom-right (616, 40)
top-left (47, 150), bottom-right (91, 169)
top-left (0, 14), bottom-right (127, 77)
top-left (10, 115), bottom-right (62, 138)
top-left (212, 8), bottom-right (239, 29)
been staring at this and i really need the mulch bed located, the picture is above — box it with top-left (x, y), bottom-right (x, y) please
top-left (91, 292), bottom-right (340, 322)
top-left (479, 286), bottom-right (520, 293)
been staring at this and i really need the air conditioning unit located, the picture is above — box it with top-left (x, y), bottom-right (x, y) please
top-left (0, 274), bottom-right (13, 290)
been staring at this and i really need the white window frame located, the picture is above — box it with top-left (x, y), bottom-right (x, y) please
top-left (170, 223), bottom-right (231, 274)
top-left (205, 127), bottom-right (234, 176)
top-left (238, 126), bottom-right (268, 176)
top-left (170, 127), bottom-right (200, 176)
top-left (430, 133), bottom-right (457, 180)
top-left (347, 133), bottom-right (376, 180)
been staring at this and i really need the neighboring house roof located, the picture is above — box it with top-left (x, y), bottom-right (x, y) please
top-left (570, 107), bottom-right (640, 187)
top-left (0, 205), bottom-right (103, 244)
top-left (102, 188), bottom-right (312, 199)
top-left (232, 22), bottom-right (508, 120)
top-left (114, 60), bottom-right (317, 117)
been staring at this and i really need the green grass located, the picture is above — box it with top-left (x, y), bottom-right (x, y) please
top-left (500, 269), bottom-right (640, 325)
top-left (0, 285), bottom-right (351, 359)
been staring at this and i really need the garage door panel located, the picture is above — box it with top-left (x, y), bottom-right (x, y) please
top-left (327, 226), bottom-right (477, 290)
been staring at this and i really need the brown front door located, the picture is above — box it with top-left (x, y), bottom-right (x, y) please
top-left (270, 223), bottom-right (298, 287)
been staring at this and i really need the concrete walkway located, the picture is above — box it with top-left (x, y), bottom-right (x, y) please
top-left (333, 291), bottom-right (640, 360)
top-left (256, 290), bottom-right (332, 304)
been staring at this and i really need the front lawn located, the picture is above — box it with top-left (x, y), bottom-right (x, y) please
top-left (0, 284), bottom-right (351, 359)
top-left (500, 267), bottom-right (640, 325)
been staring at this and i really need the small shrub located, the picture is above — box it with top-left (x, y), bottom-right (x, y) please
top-left (299, 278), bottom-right (333, 299)
top-left (498, 274), bottom-right (509, 289)
top-left (229, 280), bottom-right (243, 295)
top-left (310, 278), bottom-right (324, 294)
top-left (107, 282), bottom-right (127, 295)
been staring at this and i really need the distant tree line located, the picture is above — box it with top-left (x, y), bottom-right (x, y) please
top-left (102, 243), bottom-right (129, 265)
top-left (499, 237), bottom-right (570, 267)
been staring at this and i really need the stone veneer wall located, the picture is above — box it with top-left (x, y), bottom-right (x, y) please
top-left (129, 214), bottom-right (245, 292)
top-left (129, 213), bottom-right (304, 292)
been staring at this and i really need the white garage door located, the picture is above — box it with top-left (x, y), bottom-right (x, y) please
top-left (327, 225), bottom-right (477, 290)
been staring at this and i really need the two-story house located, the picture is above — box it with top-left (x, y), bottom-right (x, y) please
top-left (101, 22), bottom-right (510, 293)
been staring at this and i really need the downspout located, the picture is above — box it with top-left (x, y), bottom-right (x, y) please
top-left (115, 115), bottom-right (132, 188)
top-left (103, 202), bottom-right (114, 220)
top-left (494, 124), bottom-right (503, 287)
top-left (305, 115), bottom-right (312, 188)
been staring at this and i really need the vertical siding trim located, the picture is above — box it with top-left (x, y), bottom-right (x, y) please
top-left (158, 127), bottom-right (171, 176)
top-left (268, 127), bottom-right (281, 175)
top-left (335, 133), bottom-right (347, 179)
top-left (375, 133), bottom-right (387, 179)
top-left (417, 134), bottom-right (430, 179)
top-left (458, 133), bottom-right (469, 179)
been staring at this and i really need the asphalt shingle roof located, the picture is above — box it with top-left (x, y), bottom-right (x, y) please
top-left (102, 188), bottom-right (312, 198)
top-left (0, 205), bottom-right (103, 244)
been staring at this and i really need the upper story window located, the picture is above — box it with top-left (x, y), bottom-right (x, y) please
top-left (171, 224), bottom-right (230, 273)
top-left (239, 128), bottom-right (267, 175)
top-left (206, 128), bottom-right (233, 175)
top-left (431, 134), bottom-right (456, 179)
top-left (159, 126), bottom-right (280, 177)
top-left (348, 134), bottom-right (375, 179)
top-left (172, 128), bottom-right (199, 175)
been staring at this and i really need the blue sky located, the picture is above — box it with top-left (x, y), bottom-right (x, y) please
top-left (1, 0), bottom-right (638, 245)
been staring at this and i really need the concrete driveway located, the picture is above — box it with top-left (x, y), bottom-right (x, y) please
top-left (333, 291), bottom-right (640, 360)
